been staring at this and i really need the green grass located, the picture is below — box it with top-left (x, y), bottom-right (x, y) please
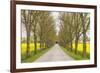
top-left (21, 48), bottom-right (50, 63)
top-left (61, 43), bottom-right (90, 60)
top-left (21, 43), bottom-right (47, 63)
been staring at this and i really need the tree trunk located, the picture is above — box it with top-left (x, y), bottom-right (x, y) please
top-left (83, 31), bottom-right (86, 58)
top-left (43, 40), bottom-right (45, 49)
top-left (70, 41), bottom-right (73, 52)
top-left (26, 31), bottom-right (30, 57)
top-left (44, 39), bottom-right (47, 49)
top-left (70, 36), bottom-right (73, 52)
top-left (40, 36), bottom-right (42, 49)
top-left (47, 40), bottom-right (50, 48)
top-left (34, 32), bottom-right (37, 54)
top-left (82, 14), bottom-right (87, 58)
top-left (63, 41), bottom-right (66, 48)
top-left (45, 41), bottom-right (47, 48)
top-left (40, 36), bottom-right (44, 50)
top-left (75, 36), bottom-right (79, 54)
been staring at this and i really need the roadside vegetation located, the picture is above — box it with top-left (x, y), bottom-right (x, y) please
top-left (21, 10), bottom-right (90, 62)
top-left (21, 43), bottom-right (50, 62)
top-left (62, 43), bottom-right (90, 60)
top-left (58, 12), bottom-right (90, 59)
top-left (21, 10), bottom-right (56, 62)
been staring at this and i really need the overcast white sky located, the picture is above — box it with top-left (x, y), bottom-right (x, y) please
top-left (51, 12), bottom-right (61, 35)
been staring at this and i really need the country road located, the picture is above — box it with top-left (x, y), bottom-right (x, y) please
top-left (35, 44), bottom-right (74, 62)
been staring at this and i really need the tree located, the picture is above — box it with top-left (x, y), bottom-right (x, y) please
top-left (21, 10), bottom-right (33, 57)
top-left (74, 13), bottom-right (83, 54)
top-left (37, 11), bottom-right (56, 49)
top-left (58, 12), bottom-right (90, 56)
top-left (43, 13), bottom-right (56, 48)
top-left (58, 12), bottom-right (75, 51)
top-left (31, 11), bottom-right (40, 54)
top-left (80, 13), bottom-right (90, 58)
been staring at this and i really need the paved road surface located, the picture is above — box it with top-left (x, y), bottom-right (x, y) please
top-left (35, 44), bottom-right (74, 62)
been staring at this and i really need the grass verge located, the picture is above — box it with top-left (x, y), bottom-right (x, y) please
top-left (21, 48), bottom-right (50, 63)
top-left (61, 47), bottom-right (90, 60)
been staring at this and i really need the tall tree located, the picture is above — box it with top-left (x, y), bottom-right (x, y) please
top-left (74, 13), bottom-right (83, 54)
top-left (58, 12), bottom-right (75, 51)
top-left (80, 13), bottom-right (90, 58)
top-left (37, 11), bottom-right (55, 49)
top-left (31, 11), bottom-right (40, 54)
top-left (21, 10), bottom-right (33, 57)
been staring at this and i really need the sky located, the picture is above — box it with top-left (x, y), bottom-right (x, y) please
top-left (51, 12), bottom-right (61, 35)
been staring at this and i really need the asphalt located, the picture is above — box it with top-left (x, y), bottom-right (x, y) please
top-left (35, 44), bottom-right (74, 62)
